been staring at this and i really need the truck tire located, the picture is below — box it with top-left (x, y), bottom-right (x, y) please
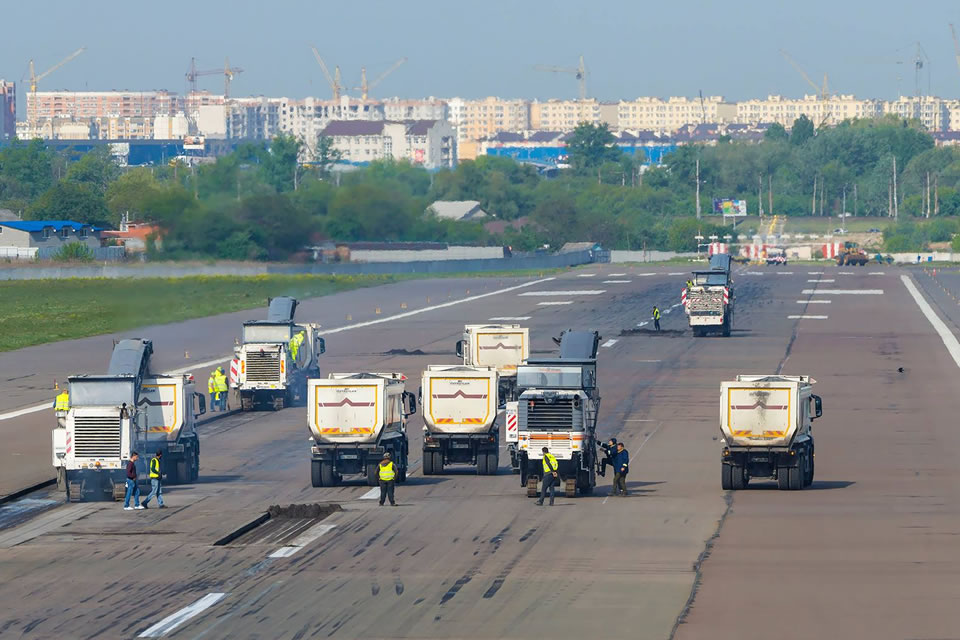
top-left (321, 461), bottom-right (336, 487)
top-left (476, 452), bottom-right (489, 475)
top-left (191, 450), bottom-right (200, 482)
top-left (240, 395), bottom-right (253, 412)
top-left (805, 446), bottom-right (815, 487)
top-left (177, 460), bottom-right (189, 484)
top-left (721, 463), bottom-right (734, 490)
top-left (731, 464), bottom-right (745, 490)
top-left (311, 460), bottom-right (323, 487)
top-left (788, 457), bottom-right (803, 490)
top-left (564, 478), bottom-right (577, 498)
top-left (367, 463), bottom-right (379, 487)
top-left (722, 318), bottom-right (731, 337)
top-left (272, 395), bottom-right (285, 411)
top-left (422, 450), bottom-right (435, 475)
top-left (487, 450), bottom-right (499, 475)
top-left (432, 451), bottom-right (443, 475)
top-left (526, 476), bottom-right (539, 498)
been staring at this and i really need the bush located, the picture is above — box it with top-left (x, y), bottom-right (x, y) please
top-left (52, 242), bottom-right (95, 262)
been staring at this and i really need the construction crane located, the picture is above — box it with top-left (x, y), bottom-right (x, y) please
top-left (185, 57), bottom-right (244, 98)
top-left (311, 47), bottom-right (342, 101)
top-left (29, 47), bottom-right (86, 94)
top-left (355, 57), bottom-right (407, 100)
top-left (950, 24), bottom-right (960, 79)
top-left (534, 54), bottom-right (587, 101)
top-left (779, 50), bottom-right (829, 102)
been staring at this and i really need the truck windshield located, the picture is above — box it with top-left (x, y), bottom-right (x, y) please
top-left (243, 324), bottom-right (292, 344)
top-left (70, 379), bottom-right (136, 407)
top-left (694, 273), bottom-right (728, 286)
top-left (517, 366), bottom-right (584, 389)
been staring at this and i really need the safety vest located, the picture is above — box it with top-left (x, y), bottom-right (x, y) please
top-left (542, 453), bottom-right (558, 474)
top-left (686, 281), bottom-right (694, 289)
top-left (149, 457), bottom-right (161, 479)
top-left (290, 332), bottom-right (304, 361)
top-left (55, 391), bottom-right (70, 411)
top-left (653, 308), bottom-right (661, 320)
top-left (214, 372), bottom-right (228, 392)
top-left (208, 374), bottom-right (216, 394)
top-left (379, 461), bottom-right (396, 481)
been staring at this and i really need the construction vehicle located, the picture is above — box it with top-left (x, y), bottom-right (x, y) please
top-left (709, 252), bottom-right (732, 274)
top-left (52, 339), bottom-right (206, 502)
top-left (719, 375), bottom-right (822, 491)
top-left (420, 366), bottom-right (500, 475)
top-left (513, 330), bottom-right (601, 498)
top-left (836, 241), bottom-right (869, 266)
top-left (683, 270), bottom-right (734, 337)
top-left (766, 247), bottom-right (788, 265)
top-left (234, 297), bottom-right (324, 411)
top-left (308, 373), bottom-right (416, 487)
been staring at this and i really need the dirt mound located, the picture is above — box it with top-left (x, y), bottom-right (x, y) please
top-left (382, 348), bottom-right (427, 356)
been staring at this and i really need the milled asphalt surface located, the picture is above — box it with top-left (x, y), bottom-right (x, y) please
top-left (1, 263), bottom-right (958, 638)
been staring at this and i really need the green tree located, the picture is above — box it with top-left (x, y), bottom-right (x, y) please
top-left (313, 136), bottom-right (343, 178)
top-left (791, 115), bottom-right (815, 146)
top-left (765, 123), bottom-right (789, 142)
top-left (0, 138), bottom-right (54, 199)
top-left (264, 134), bottom-right (302, 192)
top-left (566, 122), bottom-right (622, 172)
top-left (66, 146), bottom-right (120, 193)
top-left (27, 182), bottom-right (110, 226)
top-left (105, 168), bottom-right (162, 224)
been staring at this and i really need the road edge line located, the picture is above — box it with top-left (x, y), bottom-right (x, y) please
top-left (900, 274), bottom-right (960, 370)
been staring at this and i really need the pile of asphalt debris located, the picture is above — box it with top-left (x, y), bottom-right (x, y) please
top-left (268, 503), bottom-right (342, 519)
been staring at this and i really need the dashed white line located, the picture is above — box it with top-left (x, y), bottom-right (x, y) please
top-left (745, 271), bottom-right (764, 275)
top-left (603, 280), bottom-right (632, 284)
top-left (838, 271), bottom-right (856, 275)
top-left (139, 593), bottom-right (228, 638)
top-left (359, 488), bottom-right (380, 500)
top-left (808, 271), bottom-right (824, 275)
top-left (267, 523), bottom-right (336, 558)
top-left (609, 273), bottom-right (627, 276)
top-left (869, 271), bottom-right (886, 275)
top-left (663, 309), bottom-right (672, 314)
top-left (635, 359), bottom-right (661, 363)
top-left (636, 321), bottom-right (648, 327)
top-left (668, 272), bottom-right (684, 276)
top-left (777, 271), bottom-right (794, 275)
top-left (519, 290), bottom-right (606, 296)
top-left (802, 289), bottom-right (884, 295)
top-left (601, 339), bottom-right (618, 348)
top-left (797, 300), bottom-right (832, 304)
top-left (577, 273), bottom-right (597, 277)
top-left (638, 273), bottom-right (656, 277)
top-left (489, 316), bottom-right (531, 321)
top-left (788, 315), bottom-right (829, 319)
top-left (670, 303), bottom-right (682, 308)
top-left (538, 301), bottom-right (574, 306)
top-left (902, 274), bottom-right (960, 370)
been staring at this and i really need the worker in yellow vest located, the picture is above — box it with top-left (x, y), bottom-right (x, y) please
top-left (289, 331), bottom-right (305, 365)
top-left (537, 447), bottom-right (560, 506)
top-left (214, 367), bottom-right (228, 411)
top-left (141, 449), bottom-right (166, 509)
top-left (208, 371), bottom-right (218, 412)
top-left (53, 390), bottom-right (70, 412)
top-left (653, 306), bottom-right (661, 332)
top-left (378, 452), bottom-right (397, 506)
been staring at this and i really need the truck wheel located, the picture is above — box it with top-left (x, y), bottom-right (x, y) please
top-left (367, 463), bottom-right (379, 487)
top-left (731, 464), bottom-right (745, 490)
top-left (240, 395), bottom-right (253, 412)
top-left (526, 476), bottom-right (539, 498)
top-left (788, 458), bottom-right (803, 490)
top-left (191, 451), bottom-right (200, 481)
top-left (272, 395), bottom-right (285, 411)
top-left (487, 450), bottom-right (499, 475)
top-left (56, 467), bottom-right (65, 491)
top-left (519, 465), bottom-right (528, 487)
top-left (476, 452), bottom-right (489, 475)
top-left (176, 460), bottom-right (189, 484)
top-left (311, 460), bottom-right (323, 487)
top-left (564, 478), bottom-right (577, 498)
top-left (321, 462), bottom-right (336, 487)
top-left (422, 450), bottom-right (435, 475)
top-left (722, 318), bottom-right (731, 337)
top-left (777, 466), bottom-right (791, 490)
top-left (721, 463), bottom-right (733, 490)
top-left (805, 447), bottom-right (815, 487)
top-left (432, 451), bottom-right (443, 475)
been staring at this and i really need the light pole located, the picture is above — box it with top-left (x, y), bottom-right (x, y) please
top-left (695, 234), bottom-right (705, 260)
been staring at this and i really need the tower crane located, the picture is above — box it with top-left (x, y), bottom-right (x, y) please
top-left (533, 54), bottom-right (587, 101)
top-left (29, 47), bottom-right (86, 94)
top-left (311, 47), bottom-right (342, 100)
top-left (186, 57), bottom-right (244, 98)
top-left (355, 57), bottom-right (407, 100)
top-left (950, 24), bottom-right (960, 79)
top-left (779, 49), bottom-right (833, 126)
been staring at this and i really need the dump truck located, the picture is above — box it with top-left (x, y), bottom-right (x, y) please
top-left (420, 365), bottom-right (500, 475)
top-left (456, 324), bottom-right (529, 404)
top-left (308, 373), bottom-right (416, 487)
top-left (683, 270), bottom-right (734, 337)
top-left (719, 375), bottom-right (822, 491)
top-left (514, 330), bottom-right (601, 498)
top-left (52, 339), bottom-right (206, 501)
top-left (235, 297), bottom-right (325, 411)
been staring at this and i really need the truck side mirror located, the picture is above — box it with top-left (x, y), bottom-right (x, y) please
top-left (811, 395), bottom-right (822, 419)
top-left (195, 392), bottom-right (207, 416)
top-left (404, 391), bottom-right (417, 416)
top-left (317, 337), bottom-right (326, 355)
top-left (455, 340), bottom-right (464, 358)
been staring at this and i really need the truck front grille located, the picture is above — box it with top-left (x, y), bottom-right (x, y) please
top-left (74, 415), bottom-right (121, 458)
top-left (520, 398), bottom-right (575, 430)
top-left (245, 351), bottom-right (281, 382)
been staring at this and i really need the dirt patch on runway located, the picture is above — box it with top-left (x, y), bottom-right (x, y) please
top-left (268, 503), bottom-right (341, 519)
top-left (620, 329), bottom-right (686, 337)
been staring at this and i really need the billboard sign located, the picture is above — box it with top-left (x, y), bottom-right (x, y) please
top-left (713, 198), bottom-right (747, 216)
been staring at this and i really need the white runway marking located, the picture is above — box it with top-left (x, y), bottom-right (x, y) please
top-left (638, 273), bottom-right (655, 277)
top-left (635, 360), bottom-right (661, 363)
top-left (489, 316), bottom-right (531, 321)
top-left (869, 271), bottom-right (886, 275)
top-left (808, 271), bottom-right (824, 275)
top-left (603, 280), bottom-right (631, 284)
top-left (577, 273), bottom-right (597, 277)
top-left (663, 309), bottom-right (672, 314)
top-left (902, 274), bottom-right (960, 370)
top-left (519, 290), bottom-right (605, 296)
top-left (268, 523), bottom-right (336, 558)
top-left (670, 303), bottom-right (682, 308)
top-left (838, 271), bottom-right (857, 275)
top-left (777, 271), bottom-right (794, 275)
top-left (139, 593), bottom-right (228, 638)
top-left (745, 271), bottom-right (764, 275)
top-left (359, 488), bottom-right (380, 500)
top-left (801, 289), bottom-right (884, 295)
top-left (0, 277), bottom-right (558, 423)
top-left (636, 321), bottom-right (648, 327)
top-left (668, 272), bottom-right (684, 276)
top-left (601, 339), bottom-right (618, 348)
top-left (807, 279), bottom-right (835, 283)
top-left (797, 300), bottom-right (831, 304)
top-left (609, 273), bottom-right (626, 276)
top-left (788, 315), bottom-right (829, 319)
top-left (538, 301), bottom-right (574, 306)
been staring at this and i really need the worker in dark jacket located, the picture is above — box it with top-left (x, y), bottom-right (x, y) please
top-left (597, 437), bottom-right (617, 477)
top-left (123, 451), bottom-right (143, 510)
top-left (612, 442), bottom-right (630, 496)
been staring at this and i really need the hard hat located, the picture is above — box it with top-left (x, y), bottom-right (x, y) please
top-left (383, 451), bottom-right (391, 459)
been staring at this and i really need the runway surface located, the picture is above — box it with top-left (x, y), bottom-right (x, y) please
top-left (1, 263), bottom-right (957, 639)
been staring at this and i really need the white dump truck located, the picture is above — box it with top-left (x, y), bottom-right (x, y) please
top-left (683, 270), bottom-right (734, 337)
top-left (52, 339), bottom-right (206, 502)
top-left (308, 373), bottom-right (416, 487)
top-left (719, 375), bottom-right (822, 491)
top-left (420, 365), bottom-right (500, 475)
top-left (456, 324), bottom-right (529, 403)
top-left (235, 297), bottom-right (325, 411)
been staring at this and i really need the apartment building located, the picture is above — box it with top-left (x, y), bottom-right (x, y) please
top-left (320, 119), bottom-right (455, 169)
top-left (0, 80), bottom-right (14, 141)
top-left (530, 99), bottom-right (602, 131)
top-left (882, 96), bottom-right (952, 131)
top-left (226, 97), bottom-right (281, 140)
top-left (446, 97), bottom-right (530, 155)
top-left (618, 96), bottom-right (736, 132)
top-left (382, 97), bottom-right (448, 121)
top-left (736, 94), bottom-right (882, 127)
top-left (27, 90), bottom-right (181, 122)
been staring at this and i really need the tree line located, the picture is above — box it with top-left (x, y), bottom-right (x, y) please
top-left (0, 113), bottom-right (956, 259)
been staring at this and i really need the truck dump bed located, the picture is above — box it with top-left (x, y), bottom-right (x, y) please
top-left (466, 325), bottom-right (529, 374)
top-left (140, 375), bottom-right (189, 442)
top-left (720, 376), bottom-right (806, 448)
top-left (422, 366), bottom-right (497, 434)
top-left (308, 375), bottom-right (400, 445)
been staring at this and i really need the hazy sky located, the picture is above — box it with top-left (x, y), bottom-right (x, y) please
top-left (4, 0), bottom-right (960, 113)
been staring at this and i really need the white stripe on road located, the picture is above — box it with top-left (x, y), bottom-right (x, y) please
top-left (788, 315), bottom-right (829, 319)
top-left (902, 274), bottom-right (960, 370)
top-left (359, 487), bottom-right (380, 500)
top-left (636, 321), bottom-right (648, 327)
top-left (801, 289), bottom-right (884, 295)
top-left (838, 271), bottom-right (857, 275)
top-left (267, 523), bottom-right (336, 558)
top-left (0, 277), bottom-right (557, 423)
top-left (668, 272), bottom-right (684, 276)
top-left (636, 359), bottom-right (661, 363)
top-left (139, 593), bottom-right (227, 638)
top-left (538, 301), bottom-right (574, 306)
top-left (519, 290), bottom-right (605, 296)
top-left (807, 279), bottom-right (835, 283)
top-left (869, 271), bottom-right (886, 275)
top-left (808, 271), bottom-right (824, 275)
top-left (601, 339), bottom-right (618, 348)
top-left (662, 309), bottom-right (672, 314)
top-left (577, 273), bottom-right (597, 277)
top-left (797, 300), bottom-right (832, 304)
top-left (609, 273), bottom-right (626, 276)
top-left (745, 271), bottom-right (764, 275)
top-left (777, 271), bottom-right (794, 275)
top-left (489, 316), bottom-right (531, 321)
top-left (638, 273), bottom-right (655, 277)
top-left (603, 280), bottom-right (632, 284)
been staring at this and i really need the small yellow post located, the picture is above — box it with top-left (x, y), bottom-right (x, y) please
top-left (400, 302), bottom-right (407, 309)
top-left (184, 351), bottom-right (190, 359)
top-left (346, 314), bottom-right (352, 321)
top-left (375, 307), bottom-right (382, 315)
top-left (54, 379), bottom-right (59, 390)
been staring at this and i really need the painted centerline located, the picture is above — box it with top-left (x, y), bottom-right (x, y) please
top-left (801, 289), bottom-right (884, 295)
top-left (797, 300), bottom-right (832, 304)
top-left (267, 523), bottom-right (336, 558)
top-left (603, 280), bottom-right (631, 284)
top-left (489, 316), bottom-right (531, 321)
top-left (519, 290), bottom-right (605, 296)
top-left (538, 301), bottom-right (574, 306)
top-left (788, 315), bottom-right (829, 319)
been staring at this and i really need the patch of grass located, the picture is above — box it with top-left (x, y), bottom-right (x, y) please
top-left (0, 274), bottom-right (401, 352)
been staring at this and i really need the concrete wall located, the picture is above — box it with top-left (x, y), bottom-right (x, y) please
top-left (350, 246), bottom-right (503, 263)
top-left (610, 250), bottom-right (698, 263)
top-left (0, 250), bottom-right (593, 281)
top-left (890, 252), bottom-right (956, 263)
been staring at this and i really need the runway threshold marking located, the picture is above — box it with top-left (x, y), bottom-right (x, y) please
top-left (0, 277), bottom-right (557, 423)
top-left (797, 300), bottom-right (831, 304)
top-left (788, 315), bottom-right (829, 319)
top-left (138, 592), bottom-right (227, 638)
top-left (601, 339), bottom-right (618, 348)
top-left (268, 523), bottom-right (336, 558)
top-left (577, 273), bottom-right (597, 277)
top-left (902, 275), bottom-right (960, 370)
top-left (489, 316), bottom-right (531, 321)
top-left (869, 271), bottom-right (886, 275)
top-left (603, 280), bottom-right (631, 284)
top-left (538, 301), bottom-right (574, 306)
top-left (519, 290), bottom-right (605, 296)
top-left (801, 289), bottom-right (884, 295)
top-left (807, 279), bottom-right (835, 282)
